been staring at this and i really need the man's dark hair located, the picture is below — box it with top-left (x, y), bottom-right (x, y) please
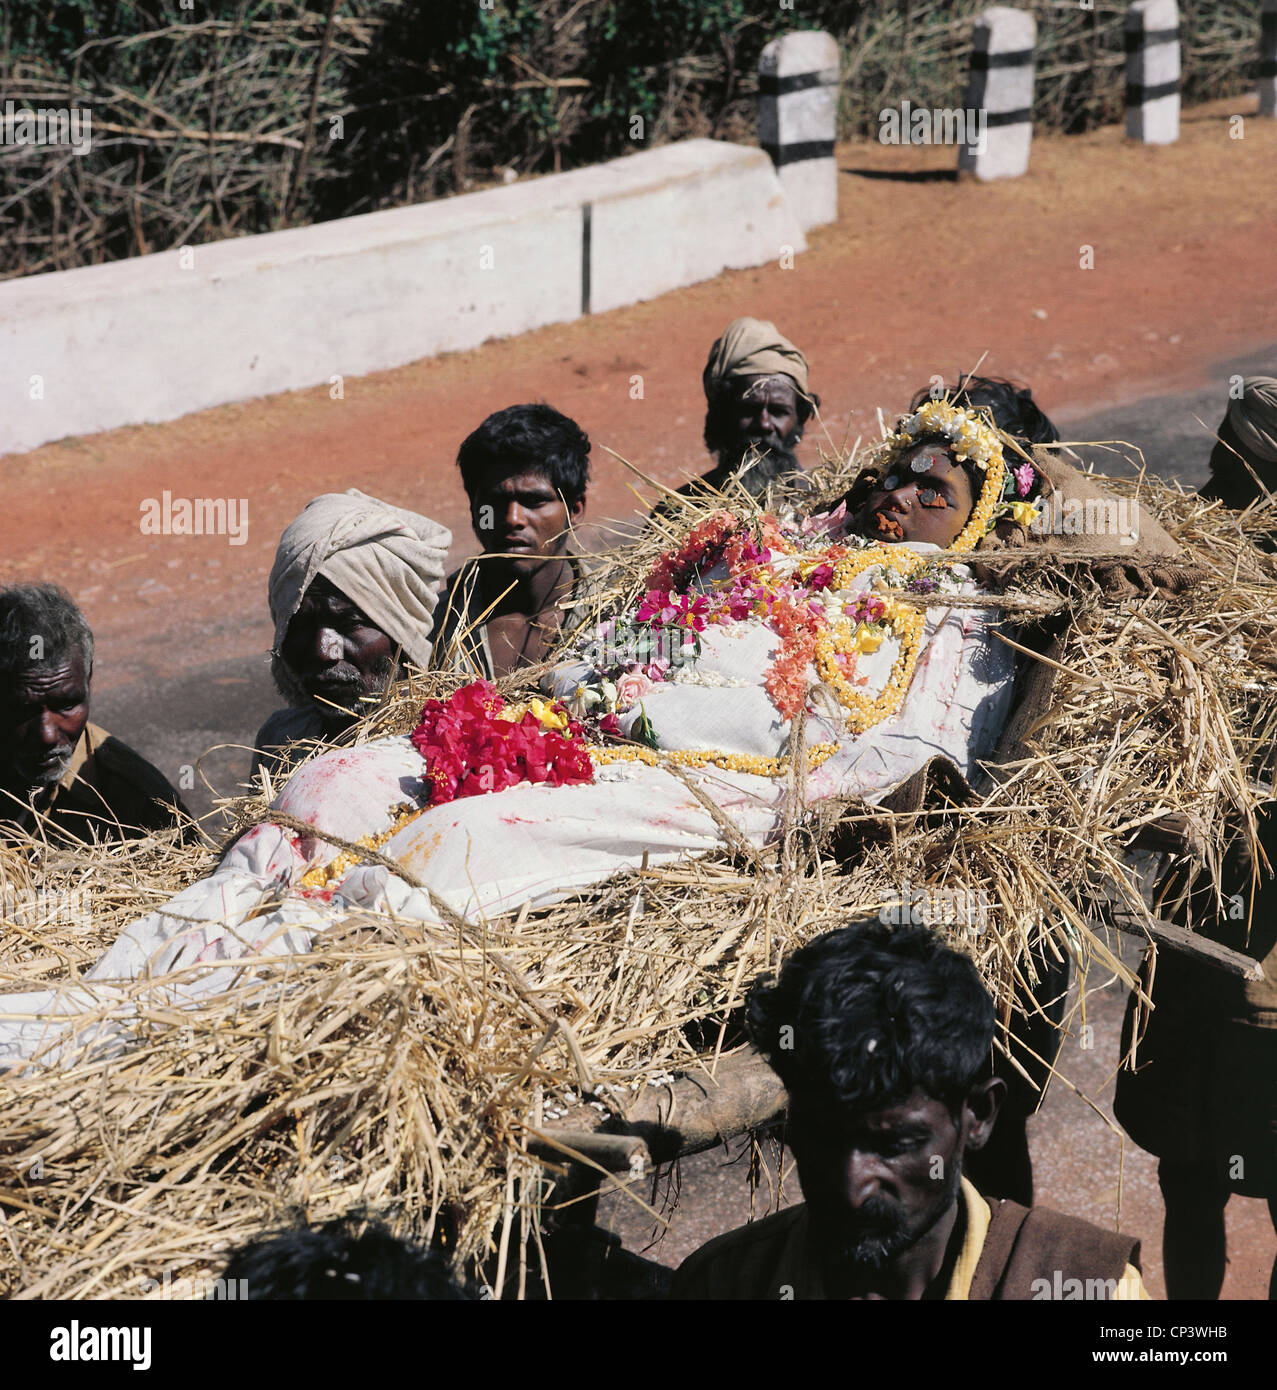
top-left (0, 583), bottom-right (94, 681)
top-left (457, 403), bottom-right (591, 507)
top-left (219, 1215), bottom-right (471, 1300)
top-left (747, 920), bottom-right (995, 1117)
top-left (909, 375), bottom-right (1059, 446)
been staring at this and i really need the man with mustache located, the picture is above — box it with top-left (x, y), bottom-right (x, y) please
top-left (670, 922), bottom-right (1148, 1300)
top-left (0, 583), bottom-right (186, 843)
top-left (252, 490), bottom-right (451, 778)
top-left (433, 404), bottom-right (593, 680)
top-left (652, 317), bottom-right (818, 520)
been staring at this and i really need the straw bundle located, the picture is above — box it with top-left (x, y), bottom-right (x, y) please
top-left (2, 447), bottom-right (1274, 1299)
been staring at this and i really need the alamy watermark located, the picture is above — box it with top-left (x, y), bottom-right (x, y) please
top-left (2, 102), bottom-right (91, 155)
top-left (879, 880), bottom-right (988, 932)
top-left (879, 100), bottom-right (987, 155)
top-left (1, 883), bottom-right (93, 929)
top-left (1030, 495), bottom-right (1140, 547)
top-left (139, 491), bottom-right (248, 545)
top-left (138, 1267), bottom-right (249, 1300)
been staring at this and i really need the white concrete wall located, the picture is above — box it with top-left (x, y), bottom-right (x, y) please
top-left (0, 139), bottom-right (806, 455)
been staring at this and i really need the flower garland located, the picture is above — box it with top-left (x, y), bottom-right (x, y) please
top-left (410, 680), bottom-right (594, 805)
top-left (591, 741), bottom-right (839, 778)
top-left (815, 600), bottom-right (927, 734)
top-left (298, 802), bottom-right (428, 893)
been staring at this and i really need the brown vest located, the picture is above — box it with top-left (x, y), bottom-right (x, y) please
top-left (970, 1198), bottom-right (1140, 1301)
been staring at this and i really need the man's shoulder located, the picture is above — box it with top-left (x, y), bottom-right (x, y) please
top-left (668, 1205), bottom-right (807, 1301)
top-left (255, 706), bottom-right (324, 746)
top-left (68, 724), bottom-right (187, 829)
top-left (977, 1197), bottom-right (1143, 1300)
top-left (252, 707), bottom-right (328, 778)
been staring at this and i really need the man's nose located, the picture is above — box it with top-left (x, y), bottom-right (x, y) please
top-left (503, 500), bottom-right (529, 530)
top-left (844, 1151), bottom-right (888, 1209)
top-left (312, 625), bottom-right (344, 664)
top-left (38, 709), bottom-right (65, 746)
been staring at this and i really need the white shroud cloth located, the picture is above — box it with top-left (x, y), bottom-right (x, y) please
top-left (0, 601), bottom-right (1013, 1066)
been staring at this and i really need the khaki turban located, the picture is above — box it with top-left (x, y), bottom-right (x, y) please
top-left (702, 317), bottom-right (810, 401)
top-left (269, 489), bottom-right (452, 671)
top-left (1227, 376), bottom-right (1277, 465)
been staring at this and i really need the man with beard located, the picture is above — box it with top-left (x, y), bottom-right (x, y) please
top-left (0, 583), bottom-right (186, 843)
top-left (433, 404), bottom-right (593, 680)
top-left (651, 317), bottom-right (818, 520)
top-left (252, 490), bottom-right (451, 779)
top-left (669, 922), bottom-right (1148, 1300)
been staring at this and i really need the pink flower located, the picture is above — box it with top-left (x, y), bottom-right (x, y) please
top-left (808, 563), bottom-right (834, 590)
top-left (1014, 462), bottom-right (1037, 499)
top-left (616, 671), bottom-right (656, 707)
top-left (801, 501), bottom-right (847, 537)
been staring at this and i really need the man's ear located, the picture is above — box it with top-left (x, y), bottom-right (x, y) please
top-left (961, 1076), bottom-right (1005, 1154)
top-left (568, 495), bottom-right (586, 526)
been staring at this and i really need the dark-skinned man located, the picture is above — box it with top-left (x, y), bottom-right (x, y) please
top-left (652, 316), bottom-right (819, 521)
top-left (433, 404), bottom-right (593, 680)
top-left (1200, 374), bottom-right (1277, 513)
top-left (0, 583), bottom-right (186, 843)
top-left (252, 490), bottom-right (451, 779)
top-left (1113, 373), bottom-right (1277, 1300)
top-left (670, 921), bottom-right (1148, 1300)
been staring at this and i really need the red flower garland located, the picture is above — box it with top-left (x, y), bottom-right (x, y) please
top-left (409, 681), bottom-right (594, 806)
top-left (646, 511), bottom-right (739, 592)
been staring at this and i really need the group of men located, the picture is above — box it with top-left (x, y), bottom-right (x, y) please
top-left (3, 317), bottom-right (1276, 1300)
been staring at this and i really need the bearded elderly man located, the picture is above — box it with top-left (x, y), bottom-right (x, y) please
top-left (671, 922), bottom-right (1150, 1302)
top-left (0, 583), bottom-right (187, 844)
top-left (653, 316), bottom-right (820, 520)
top-left (252, 490), bottom-right (451, 779)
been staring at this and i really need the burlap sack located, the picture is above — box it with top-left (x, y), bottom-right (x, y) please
top-left (973, 447), bottom-right (1204, 599)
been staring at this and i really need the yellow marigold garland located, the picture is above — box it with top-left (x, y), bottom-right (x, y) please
top-left (298, 802), bottom-right (428, 891)
top-left (815, 604), bottom-right (927, 735)
top-left (590, 741), bottom-right (839, 778)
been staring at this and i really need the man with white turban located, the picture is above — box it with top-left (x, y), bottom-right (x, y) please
top-left (1201, 375), bottom-right (1277, 514)
top-left (252, 489), bottom-right (451, 778)
top-left (653, 316), bottom-right (819, 518)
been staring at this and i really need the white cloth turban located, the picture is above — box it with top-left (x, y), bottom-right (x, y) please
top-left (268, 489), bottom-right (452, 671)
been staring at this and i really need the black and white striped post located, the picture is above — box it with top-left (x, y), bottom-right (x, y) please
top-left (957, 7), bottom-right (1036, 181)
top-left (1260, 0), bottom-right (1277, 118)
top-left (1125, 0), bottom-right (1180, 144)
top-left (758, 30), bottom-right (840, 230)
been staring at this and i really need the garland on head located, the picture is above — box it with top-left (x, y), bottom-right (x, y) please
top-left (873, 398), bottom-right (1044, 551)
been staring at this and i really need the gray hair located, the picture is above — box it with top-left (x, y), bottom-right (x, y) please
top-left (0, 583), bottom-right (94, 680)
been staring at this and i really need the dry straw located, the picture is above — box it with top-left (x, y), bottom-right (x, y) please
top-left (2, 445), bottom-right (1274, 1298)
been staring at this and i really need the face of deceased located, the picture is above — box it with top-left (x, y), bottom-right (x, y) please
top-left (856, 441), bottom-right (976, 548)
